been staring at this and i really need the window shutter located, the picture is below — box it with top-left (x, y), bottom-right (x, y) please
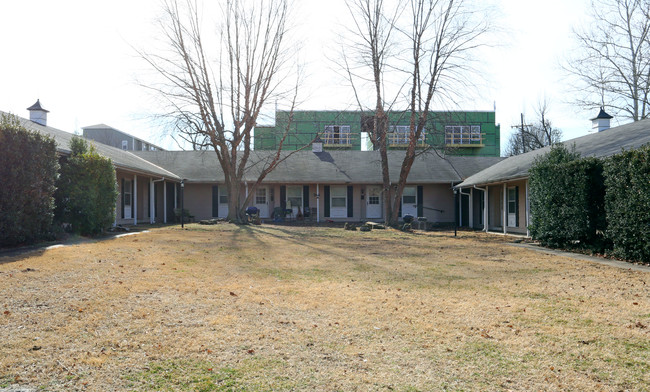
top-left (303, 185), bottom-right (310, 210)
top-left (347, 186), bottom-right (354, 218)
top-left (212, 185), bottom-right (219, 217)
top-left (324, 186), bottom-right (330, 217)
top-left (121, 178), bottom-right (125, 219)
top-left (280, 186), bottom-right (286, 209)
top-left (515, 186), bottom-right (519, 227)
top-left (398, 194), bottom-right (402, 217)
top-left (417, 186), bottom-right (423, 217)
top-left (154, 183), bottom-right (158, 218)
top-left (147, 182), bottom-right (150, 218)
top-left (131, 179), bottom-right (134, 217)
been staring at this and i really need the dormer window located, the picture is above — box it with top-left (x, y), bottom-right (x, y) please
top-left (445, 125), bottom-right (482, 146)
top-left (388, 125), bottom-right (425, 145)
top-left (323, 125), bottom-right (351, 145)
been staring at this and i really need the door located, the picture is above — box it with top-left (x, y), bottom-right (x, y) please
top-left (507, 187), bottom-right (517, 227)
top-left (254, 187), bottom-right (269, 218)
top-left (123, 179), bottom-right (132, 219)
top-left (401, 186), bottom-right (417, 217)
top-left (366, 186), bottom-right (382, 219)
top-left (218, 186), bottom-right (229, 218)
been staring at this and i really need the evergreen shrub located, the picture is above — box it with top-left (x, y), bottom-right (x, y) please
top-left (54, 136), bottom-right (118, 235)
top-left (604, 144), bottom-right (650, 263)
top-left (0, 114), bottom-right (59, 246)
top-left (529, 144), bottom-right (607, 250)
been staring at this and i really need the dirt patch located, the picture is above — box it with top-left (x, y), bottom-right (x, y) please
top-left (0, 224), bottom-right (648, 391)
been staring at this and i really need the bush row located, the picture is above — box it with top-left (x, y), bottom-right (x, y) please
top-left (1, 115), bottom-right (118, 247)
top-left (529, 143), bottom-right (650, 263)
top-left (0, 114), bottom-right (59, 246)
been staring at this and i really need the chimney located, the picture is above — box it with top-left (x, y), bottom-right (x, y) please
top-left (312, 134), bottom-right (323, 153)
top-left (27, 99), bottom-right (49, 126)
top-left (590, 107), bottom-right (613, 132)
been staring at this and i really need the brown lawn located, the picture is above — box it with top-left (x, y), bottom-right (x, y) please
top-left (0, 224), bottom-right (648, 391)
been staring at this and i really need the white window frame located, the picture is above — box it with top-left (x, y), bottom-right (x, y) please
top-left (323, 125), bottom-right (351, 145)
top-left (388, 125), bottom-right (425, 145)
top-left (445, 125), bottom-right (482, 145)
top-left (121, 140), bottom-right (129, 150)
top-left (330, 186), bottom-right (347, 218)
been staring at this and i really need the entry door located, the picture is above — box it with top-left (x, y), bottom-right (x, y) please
top-left (402, 186), bottom-right (417, 217)
top-left (123, 179), bottom-right (132, 219)
top-left (254, 187), bottom-right (269, 218)
top-left (219, 187), bottom-right (229, 218)
top-left (507, 187), bottom-right (517, 227)
top-left (366, 186), bottom-right (382, 219)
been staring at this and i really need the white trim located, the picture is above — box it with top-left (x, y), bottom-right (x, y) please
top-left (525, 180), bottom-right (530, 237)
top-left (149, 179), bottom-right (154, 224)
top-left (502, 183), bottom-right (506, 234)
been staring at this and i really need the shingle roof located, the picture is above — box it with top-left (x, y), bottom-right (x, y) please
top-left (26, 99), bottom-right (49, 112)
top-left (134, 149), bottom-right (503, 184)
top-left (457, 119), bottom-right (650, 188)
top-left (2, 111), bottom-right (179, 180)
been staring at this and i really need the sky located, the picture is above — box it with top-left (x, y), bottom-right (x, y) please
top-left (1, 0), bottom-right (612, 154)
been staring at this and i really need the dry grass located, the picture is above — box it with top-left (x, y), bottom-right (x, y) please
top-left (0, 224), bottom-right (648, 391)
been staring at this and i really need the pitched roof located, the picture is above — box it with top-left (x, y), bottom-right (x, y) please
top-left (2, 111), bottom-right (179, 180)
top-left (457, 118), bottom-right (650, 188)
top-left (133, 149), bottom-right (503, 184)
top-left (26, 99), bottom-right (49, 112)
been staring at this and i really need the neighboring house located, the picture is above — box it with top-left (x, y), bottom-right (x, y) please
top-left (83, 124), bottom-right (165, 152)
top-left (255, 110), bottom-right (501, 157)
top-left (455, 112), bottom-right (650, 235)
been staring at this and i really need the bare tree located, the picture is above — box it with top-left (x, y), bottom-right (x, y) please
top-left (566, 0), bottom-right (650, 121)
top-left (343, 0), bottom-right (491, 226)
top-left (139, 0), bottom-right (306, 222)
top-left (505, 99), bottom-right (563, 156)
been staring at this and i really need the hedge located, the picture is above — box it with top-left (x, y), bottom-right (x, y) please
top-left (604, 144), bottom-right (650, 263)
top-left (0, 114), bottom-right (59, 246)
top-left (528, 144), bottom-right (606, 250)
top-left (54, 136), bottom-right (118, 235)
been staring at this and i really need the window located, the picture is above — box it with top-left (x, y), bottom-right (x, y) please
top-left (445, 125), bottom-right (482, 145)
top-left (508, 188), bottom-right (517, 214)
top-left (219, 189), bottom-right (228, 204)
top-left (402, 187), bottom-right (416, 204)
top-left (331, 186), bottom-right (347, 208)
top-left (388, 125), bottom-right (425, 145)
top-left (323, 125), bottom-right (351, 145)
top-left (286, 186), bottom-right (302, 208)
top-left (121, 140), bottom-right (128, 150)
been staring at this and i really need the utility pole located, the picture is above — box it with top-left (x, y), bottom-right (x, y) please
top-left (511, 113), bottom-right (532, 154)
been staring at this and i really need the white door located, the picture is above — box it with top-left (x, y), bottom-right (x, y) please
top-left (254, 187), bottom-right (269, 218)
top-left (219, 187), bottom-right (229, 218)
top-left (123, 179), bottom-right (132, 219)
top-left (402, 186), bottom-right (417, 218)
top-left (366, 186), bottom-right (382, 219)
top-left (507, 187), bottom-right (517, 227)
top-left (330, 186), bottom-right (348, 218)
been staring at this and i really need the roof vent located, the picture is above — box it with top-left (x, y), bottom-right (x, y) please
top-left (27, 99), bottom-right (49, 126)
top-left (590, 107), bottom-right (613, 132)
top-left (312, 135), bottom-right (323, 153)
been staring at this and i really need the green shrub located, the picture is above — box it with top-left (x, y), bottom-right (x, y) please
top-left (529, 144), bottom-right (607, 250)
top-left (604, 144), bottom-right (650, 263)
top-left (54, 136), bottom-right (118, 235)
top-left (0, 114), bottom-right (59, 246)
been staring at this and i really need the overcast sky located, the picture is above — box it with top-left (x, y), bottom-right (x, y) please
top-left (2, 0), bottom-right (614, 153)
